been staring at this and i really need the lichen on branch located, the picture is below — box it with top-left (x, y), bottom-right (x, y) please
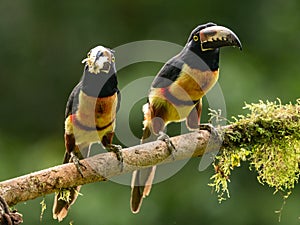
top-left (210, 99), bottom-right (300, 201)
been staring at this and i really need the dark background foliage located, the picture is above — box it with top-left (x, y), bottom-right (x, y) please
top-left (0, 0), bottom-right (299, 224)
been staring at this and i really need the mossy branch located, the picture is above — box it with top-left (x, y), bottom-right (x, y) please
top-left (210, 99), bottom-right (300, 201)
top-left (0, 99), bottom-right (299, 209)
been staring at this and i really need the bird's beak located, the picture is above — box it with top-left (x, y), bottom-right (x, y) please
top-left (95, 51), bottom-right (103, 64)
top-left (199, 25), bottom-right (242, 51)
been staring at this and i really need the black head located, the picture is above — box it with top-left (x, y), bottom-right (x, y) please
top-left (187, 22), bottom-right (242, 51)
top-left (187, 22), bottom-right (217, 44)
top-left (183, 22), bottom-right (242, 70)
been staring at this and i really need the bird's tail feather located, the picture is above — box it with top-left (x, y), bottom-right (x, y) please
top-left (130, 166), bottom-right (156, 213)
top-left (130, 103), bottom-right (158, 213)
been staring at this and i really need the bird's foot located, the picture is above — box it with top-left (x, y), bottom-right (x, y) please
top-left (107, 144), bottom-right (124, 171)
top-left (199, 123), bottom-right (222, 144)
top-left (158, 131), bottom-right (176, 160)
top-left (70, 152), bottom-right (86, 177)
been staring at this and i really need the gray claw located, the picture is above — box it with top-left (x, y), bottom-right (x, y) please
top-left (107, 144), bottom-right (124, 171)
top-left (199, 123), bottom-right (222, 144)
top-left (158, 131), bottom-right (176, 160)
top-left (70, 152), bottom-right (86, 177)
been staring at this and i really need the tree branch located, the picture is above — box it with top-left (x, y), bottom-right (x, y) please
top-left (0, 99), bottom-right (299, 208)
top-left (0, 130), bottom-right (219, 206)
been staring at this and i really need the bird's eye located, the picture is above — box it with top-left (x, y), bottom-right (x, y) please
top-left (112, 56), bottom-right (115, 63)
top-left (87, 52), bottom-right (91, 58)
top-left (193, 35), bottom-right (199, 42)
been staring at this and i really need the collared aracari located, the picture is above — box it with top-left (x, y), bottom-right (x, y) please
top-left (53, 45), bottom-right (121, 221)
top-left (130, 22), bottom-right (242, 213)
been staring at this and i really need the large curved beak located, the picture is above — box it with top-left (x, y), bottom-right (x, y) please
top-left (200, 25), bottom-right (242, 51)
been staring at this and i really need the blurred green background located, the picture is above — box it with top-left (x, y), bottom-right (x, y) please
top-left (0, 0), bottom-right (300, 224)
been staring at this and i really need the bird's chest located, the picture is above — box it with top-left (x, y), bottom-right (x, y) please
top-left (148, 65), bottom-right (219, 122)
top-left (65, 91), bottom-right (117, 144)
top-left (169, 65), bottom-right (219, 101)
top-left (76, 91), bottom-right (117, 126)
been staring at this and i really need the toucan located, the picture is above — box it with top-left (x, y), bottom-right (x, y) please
top-left (130, 22), bottom-right (242, 213)
top-left (53, 45), bottom-right (121, 221)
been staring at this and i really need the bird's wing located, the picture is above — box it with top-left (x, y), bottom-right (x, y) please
top-left (65, 81), bottom-right (82, 118)
top-left (116, 89), bottom-right (121, 112)
top-left (151, 56), bottom-right (184, 88)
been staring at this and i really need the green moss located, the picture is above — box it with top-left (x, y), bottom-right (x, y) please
top-left (57, 189), bottom-right (72, 203)
top-left (210, 99), bottom-right (300, 202)
top-left (57, 188), bottom-right (82, 203)
top-left (40, 198), bottom-right (46, 221)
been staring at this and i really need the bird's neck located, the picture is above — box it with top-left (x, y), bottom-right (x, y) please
top-left (81, 67), bottom-right (118, 98)
top-left (180, 44), bottom-right (220, 71)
